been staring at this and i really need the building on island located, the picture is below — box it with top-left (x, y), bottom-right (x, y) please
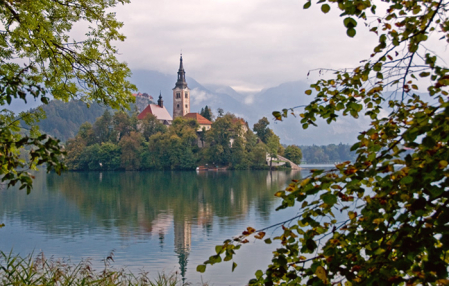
top-left (137, 93), bottom-right (173, 126)
top-left (173, 54), bottom-right (190, 119)
top-left (132, 92), bottom-right (154, 113)
top-left (184, 113), bottom-right (212, 131)
top-left (136, 54), bottom-right (249, 148)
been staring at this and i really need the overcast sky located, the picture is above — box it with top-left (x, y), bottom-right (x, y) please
top-left (112, 0), bottom-right (379, 93)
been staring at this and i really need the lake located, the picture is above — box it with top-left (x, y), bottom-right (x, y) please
top-left (0, 168), bottom-right (328, 285)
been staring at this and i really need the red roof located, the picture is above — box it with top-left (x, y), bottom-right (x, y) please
top-left (232, 118), bottom-right (248, 127)
top-left (137, 104), bottom-right (172, 121)
top-left (184, 113), bottom-right (212, 125)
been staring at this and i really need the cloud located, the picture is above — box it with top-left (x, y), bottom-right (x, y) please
top-left (112, 0), bottom-right (378, 91)
top-left (190, 88), bottom-right (213, 105)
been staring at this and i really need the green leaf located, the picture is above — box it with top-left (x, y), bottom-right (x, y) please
top-left (264, 238), bottom-right (272, 244)
top-left (322, 193), bottom-right (337, 205)
top-left (232, 262), bottom-right (238, 272)
top-left (272, 111), bottom-right (282, 121)
top-left (305, 89), bottom-right (312, 95)
top-left (197, 264), bottom-right (206, 273)
top-left (321, 4), bottom-right (330, 13)
top-left (346, 28), bottom-right (356, 37)
top-left (303, 1), bottom-right (311, 9)
top-left (343, 17), bottom-right (357, 28)
top-left (255, 269), bottom-right (263, 279)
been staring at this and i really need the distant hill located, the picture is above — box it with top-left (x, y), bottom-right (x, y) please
top-left (33, 100), bottom-right (107, 142)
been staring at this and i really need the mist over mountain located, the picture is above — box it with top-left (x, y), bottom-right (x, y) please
top-left (129, 70), bottom-right (368, 145)
top-left (7, 69), bottom-right (370, 145)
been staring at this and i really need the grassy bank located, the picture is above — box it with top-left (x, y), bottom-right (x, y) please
top-left (0, 251), bottom-right (203, 286)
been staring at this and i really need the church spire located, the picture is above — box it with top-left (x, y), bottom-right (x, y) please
top-left (157, 91), bottom-right (163, 108)
top-left (175, 54), bottom-right (188, 89)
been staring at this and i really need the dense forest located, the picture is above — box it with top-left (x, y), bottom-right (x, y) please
top-left (64, 110), bottom-right (296, 171)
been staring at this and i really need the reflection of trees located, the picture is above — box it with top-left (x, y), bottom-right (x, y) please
top-left (48, 171), bottom-right (301, 236)
top-left (1, 170), bottom-right (302, 280)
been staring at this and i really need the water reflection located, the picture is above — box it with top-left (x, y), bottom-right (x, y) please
top-left (1, 170), bottom-right (302, 283)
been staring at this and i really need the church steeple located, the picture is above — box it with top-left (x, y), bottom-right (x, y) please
top-left (157, 91), bottom-right (163, 108)
top-left (175, 54), bottom-right (188, 89)
top-left (173, 54), bottom-right (190, 119)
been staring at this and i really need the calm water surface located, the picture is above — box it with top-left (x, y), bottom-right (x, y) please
top-left (0, 168), bottom-right (330, 285)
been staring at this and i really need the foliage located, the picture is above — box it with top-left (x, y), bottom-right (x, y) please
top-left (141, 113), bottom-right (167, 140)
top-left (1, 109), bottom-right (64, 193)
top-left (253, 117), bottom-right (273, 144)
top-left (266, 134), bottom-right (280, 168)
top-left (0, 0), bottom-right (136, 190)
top-left (217, 108), bottom-right (224, 117)
top-left (207, 113), bottom-right (250, 166)
top-left (65, 111), bottom-right (285, 171)
top-left (284, 145), bottom-right (303, 164)
top-left (199, 0), bottom-right (449, 284)
top-left (200, 105), bottom-right (213, 121)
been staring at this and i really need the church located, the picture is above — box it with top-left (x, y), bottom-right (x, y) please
top-left (137, 55), bottom-right (212, 131)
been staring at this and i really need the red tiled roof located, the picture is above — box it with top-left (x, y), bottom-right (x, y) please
top-left (137, 104), bottom-right (172, 121)
top-left (232, 118), bottom-right (248, 127)
top-left (184, 113), bottom-right (212, 125)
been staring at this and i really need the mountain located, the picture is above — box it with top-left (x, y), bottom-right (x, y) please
top-left (9, 69), bottom-right (371, 145)
top-left (129, 70), bottom-right (254, 120)
top-left (31, 100), bottom-right (107, 142)
top-left (249, 81), bottom-right (370, 145)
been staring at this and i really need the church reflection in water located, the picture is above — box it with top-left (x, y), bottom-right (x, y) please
top-left (1, 170), bottom-right (301, 281)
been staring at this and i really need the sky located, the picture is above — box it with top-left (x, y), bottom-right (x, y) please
top-left (112, 0), bottom-right (379, 93)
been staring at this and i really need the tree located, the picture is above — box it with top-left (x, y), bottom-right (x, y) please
top-left (266, 134), bottom-right (280, 169)
top-left (0, 0), bottom-right (135, 191)
top-left (217, 108), bottom-right (224, 117)
top-left (206, 114), bottom-right (236, 165)
top-left (199, 0), bottom-right (449, 284)
top-left (119, 131), bottom-right (143, 171)
top-left (200, 105), bottom-right (213, 121)
top-left (253, 117), bottom-right (272, 144)
top-left (92, 110), bottom-right (113, 144)
top-left (140, 113), bottom-right (167, 140)
top-left (284, 145), bottom-right (303, 164)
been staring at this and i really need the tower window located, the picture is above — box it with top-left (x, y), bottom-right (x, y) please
top-left (176, 92), bottom-right (180, 99)
top-left (177, 104), bottom-right (180, 108)
top-left (185, 92), bottom-right (188, 98)
top-left (185, 104), bottom-right (188, 108)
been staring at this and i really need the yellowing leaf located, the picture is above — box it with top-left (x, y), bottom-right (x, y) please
top-left (315, 266), bottom-right (328, 283)
top-left (247, 226), bottom-right (256, 234)
top-left (254, 232), bottom-right (266, 239)
top-left (439, 160), bottom-right (448, 169)
top-left (348, 211), bottom-right (357, 219)
top-left (274, 191), bottom-right (284, 197)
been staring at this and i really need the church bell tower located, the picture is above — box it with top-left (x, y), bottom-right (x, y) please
top-left (173, 54), bottom-right (190, 119)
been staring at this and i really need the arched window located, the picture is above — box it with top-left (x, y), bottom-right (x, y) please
top-left (176, 92), bottom-right (180, 99)
top-left (177, 104), bottom-right (180, 108)
top-left (185, 92), bottom-right (188, 98)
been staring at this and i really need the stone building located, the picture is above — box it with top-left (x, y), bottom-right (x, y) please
top-left (137, 93), bottom-right (172, 125)
top-left (173, 54), bottom-right (190, 119)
